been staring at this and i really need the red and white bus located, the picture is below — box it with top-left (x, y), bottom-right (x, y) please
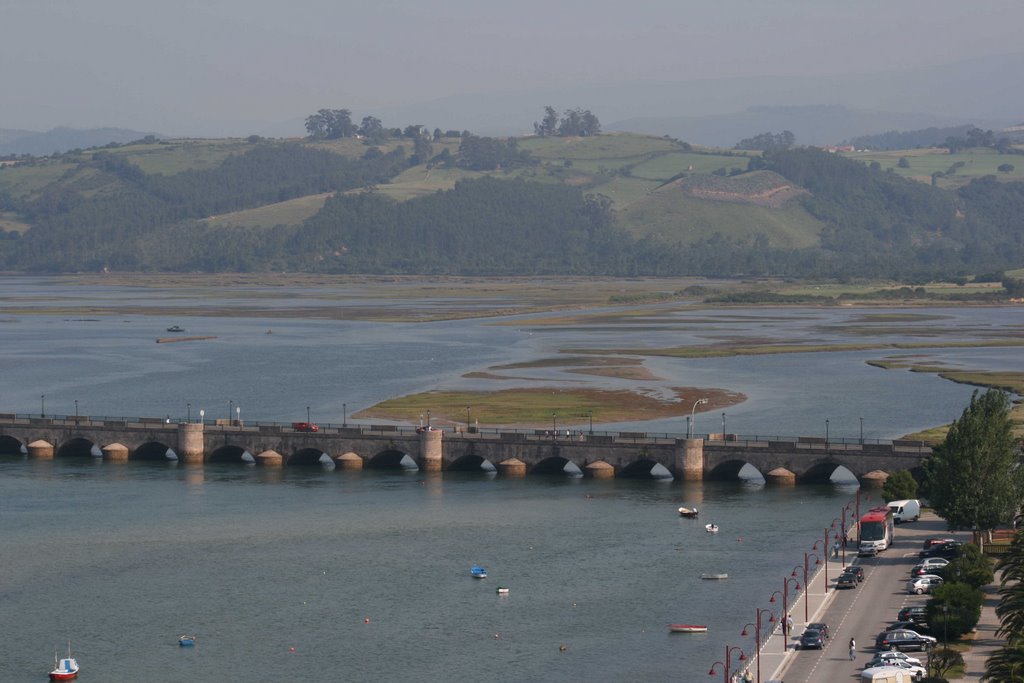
top-left (858, 506), bottom-right (895, 555)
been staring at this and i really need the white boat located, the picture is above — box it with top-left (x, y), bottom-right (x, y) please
top-left (677, 506), bottom-right (699, 518)
top-left (496, 586), bottom-right (510, 594)
top-left (705, 524), bottom-right (719, 534)
top-left (668, 624), bottom-right (708, 633)
top-left (701, 573), bottom-right (729, 580)
top-left (48, 643), bottom-right (79, 681)
top-left (470, 565), bottom-right (487, 579)
top-left (178, 634), bottom-right (196, 646)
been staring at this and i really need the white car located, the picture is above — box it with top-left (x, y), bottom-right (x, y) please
top-left (907, 574), bottom-right (944, 594)
top-left (910, 557), bottom-right (950, 576)
top-left (873, 651), bottom-right (923, 667)
top-left (865, 657), bottom-right (927, 679)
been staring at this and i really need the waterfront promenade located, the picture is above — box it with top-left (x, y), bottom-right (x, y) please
top-left (750, 513), bottom-right (1000, 683)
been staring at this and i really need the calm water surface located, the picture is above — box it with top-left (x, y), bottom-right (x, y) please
top-left (1, 459), bottom-right (857, 682)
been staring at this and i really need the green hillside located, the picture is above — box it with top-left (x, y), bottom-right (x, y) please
top-left (1, 130), bottom-right (1023, 279)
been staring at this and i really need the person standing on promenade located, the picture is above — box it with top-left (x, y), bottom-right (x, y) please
top-left (849, 637), bottom-right (856, 660)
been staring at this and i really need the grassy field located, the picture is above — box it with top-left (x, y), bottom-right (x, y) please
top-left (845, 147), bottom-right (1024, 189)
top-left (204, 192), bottom-right (334, 228)
top-left (617, 182), bottom-right (824, 246)
top-left (0, 160), bottom-right (76, 198)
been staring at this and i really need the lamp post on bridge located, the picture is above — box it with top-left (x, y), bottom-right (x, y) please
top-left (236, 405), bottom-right (240, 426)
top-left (859, 416), bottom-right (864, 444)
top-left (588, 410), bottom-right (593, 435)
top-left (825, 418), bottom-right (829, 444)
top-left (722, 412), bottom-right (726, 439)
top-left (306, 405), bottom-right (311, 425)
top-left (74, 399), bottom-right (78, 423)
top-left (199, 409), bottom-right (204, 424)
top-left (343, 403), bottom-right (347, 427)
top-left (466, 405), bottom-right (471, 434)
top-left (187, 403), bottom-right (191, 423)
top-left (552, 412), bottom-right (556, 439)
top-left (741, 608), bottom-right (775, 683)
top-left (41, 394), bottom-right (45, 418)
top-left (228, 399), bottom-right (233, 424)
top-left (689, 397), bottom-right (708, 438)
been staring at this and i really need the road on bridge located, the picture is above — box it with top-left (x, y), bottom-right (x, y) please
top-left (773, 512), bottom-right (969, 682)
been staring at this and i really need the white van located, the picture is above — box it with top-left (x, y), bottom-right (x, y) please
top-left (861, 666), bottom-right (914, 682)
top-left (888, 499), bottom-right (921, 523)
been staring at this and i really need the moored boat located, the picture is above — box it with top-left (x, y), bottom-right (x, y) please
top-left (668, 624), bottom-right (708, 633)
top-left (49, 644), bottom-right (79, 681)
top-left (470, 565), bottom-right (488, 579)
top-left (496, 586), bottom-right (510, 594)
top-left (677, 506), bottom-right (699, 518)
top-left (701, 573), bottom-right (729, 580)
top-left (705, 523), bottom-right (719, 534)
top-left (166, 325), bottom-right (185, 332)
top-left (179, 634), bottom-right (196, 646)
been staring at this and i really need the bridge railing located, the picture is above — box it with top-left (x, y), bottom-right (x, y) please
top-left (0, 413), bottom-right (929, 449)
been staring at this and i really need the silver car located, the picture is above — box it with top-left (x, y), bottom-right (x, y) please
top-left (907, 574), bottom-right (944, 594)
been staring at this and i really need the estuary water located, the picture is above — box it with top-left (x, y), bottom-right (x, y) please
top-left (1, 277), bottom-right (1022, 681)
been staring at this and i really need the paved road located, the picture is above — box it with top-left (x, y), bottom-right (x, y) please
top-left (768, 513), bottom-right (971, 683)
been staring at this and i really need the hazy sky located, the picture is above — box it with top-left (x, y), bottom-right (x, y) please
top-left (2, 0), bottom-right (1021, 135)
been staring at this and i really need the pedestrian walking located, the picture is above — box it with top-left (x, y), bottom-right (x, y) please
top-left (849, 637), bottom-right (856, 660)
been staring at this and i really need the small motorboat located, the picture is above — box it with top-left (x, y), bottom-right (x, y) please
top-left (166, 325), bottom-right (185, 332)
top-left (48, 643), bottom-right (79, 681)
top-left (178, 635), bottom-right (196, 647)
top-left (496, 586), bottom-right (510, 595)
top-left (677, 506), bottom-right (699, 518)
top-left (701, 573), bottom-right (729, 580)
top-left (668, 624), bottom-right (708, 633)
top-left (705, 524), bottom-right (719, 534)
top-left (470, 565), bottom-right (488, 579)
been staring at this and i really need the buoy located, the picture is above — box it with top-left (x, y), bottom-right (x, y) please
top-left (289, 647), bottom-right (296, 652)
top-left (364, 617), bottom-right (370, 624)
top-left (559, 644), bottom-right (568, 652)
top-left (494, 633), bottom-right (500, 640)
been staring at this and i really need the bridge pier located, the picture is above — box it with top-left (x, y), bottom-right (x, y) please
top-left (177, 423), bottom-right (205, 464)
top-left (676, 438), bottom-right (704, 481)
top-left (27, 439), bottom-right (54, 459)
top-left (419, 428), bottom-right (442, 472)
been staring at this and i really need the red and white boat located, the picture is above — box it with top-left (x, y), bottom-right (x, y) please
top-left (668, 624), bottom-right (708, 633)
top-left (48, 643), bottom-right (79, 680)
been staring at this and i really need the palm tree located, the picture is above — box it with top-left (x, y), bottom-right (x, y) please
top-left (985, 531), bottom-right (1024, 680)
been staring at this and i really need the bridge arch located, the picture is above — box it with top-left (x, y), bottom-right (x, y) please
top-left (288, 448), bottom-right (335, 469)
top-left (208, 445), bottom-right (255, 464)
top-left (707, 459), bottom-right (758, 481)
top-left (531, 456), bottom-right (583, 477)
top-left (133, 441), bottom-right (176, 462)
top-left (56, 437), bottom-right (101, 458)
top-left (368, 449), bottom-right (418, 470)
top-left (619, 459), bottom-right (673, 480)
top-left (0, 434), bottom-right (26, 456)
top-left (448, 454), bottom-right (496, 472)
top-left (800, 461), bottom-right (858, 484)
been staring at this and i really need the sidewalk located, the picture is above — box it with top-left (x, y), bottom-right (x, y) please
top-left (733, 547), bottom-right (848, 681)
top-left (960, 574), bottom-right (1003, 681)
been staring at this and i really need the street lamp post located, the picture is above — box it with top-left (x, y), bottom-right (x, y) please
top-left (813, 528), bottom-right (831, 594)
top-left (552, 412), bottom-right (556, 438)
top-left (74, 399), bottom-right (79, 422)
top-left (859, 416), bottom-right (864, 444)
top-left (343, 403), bottom-right (347, 427)
top-left (229, 399), bottom-right (233, 424)
top-left (942, 604), bottom-right (949, 651)
top-left (708, 646), bottom-right (746, 683)
top-left (689, 397), bottom-right (708, 438)
top-left (187, 403), bottom-right (191, 422)
top-left (307, 405), bottom-right (311, 425)
top-left (236, 406), bottom-right (240, 426)
top-left (742, 608), bottom-right (775, 683)
top-left (426, 409), bottom-right (431, 428)
top-left (199, 409), bottom-right (205, 424)
top-left (722, 412), bottom-right (726, 439)
top-left (825, 418), bottom-right (829, 444)
top-left (466, 405), bottom-right (471, 434)
top-left (770, 578), bottom-right (800, 653)
top-left (41, 394), bottom-right (45, 418)
top-left (798, 553), bottom-right (820, 622)
top-left (588, 410), bottom-right (593, 435)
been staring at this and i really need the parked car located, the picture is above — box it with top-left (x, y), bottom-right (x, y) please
top-left (291, 421), bottom-right (319, 432)
top-left (919, 541), bottom-right (963, 559)
top-left (808, 621), bottom-right (830, 640)
top-left (871, 651), bottom-right (923, 667)
top-left (898, 606), bottom-right (928, 623)
top-left (875, 629), bottom-right (937, 652)
top-left (798, 627), bottom-right (825, 650)
top-left (922, 537), bottom-right (956, 549)
top-left (907, 575), bottom-right (944, 594)
top-left (836, 572), bottom-right (858, 589)
top-left (865, 656), bottom-right (926, 679)
top-left (911, 558), bottom-right (949, 577)
top-left (889, 620), bottom-right (929, 634)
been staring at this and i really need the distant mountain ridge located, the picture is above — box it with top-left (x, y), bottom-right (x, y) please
top-left (0, 126), bottom-right (162, 156)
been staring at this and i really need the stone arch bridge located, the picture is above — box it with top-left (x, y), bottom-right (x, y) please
top-left (0, 415), bottom-right (932, 485)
